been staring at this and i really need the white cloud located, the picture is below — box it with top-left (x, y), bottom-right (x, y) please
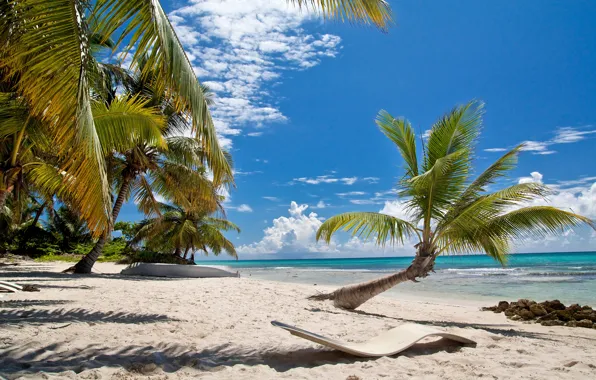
top-left (236, 204), bottom-right (253, 213)
top-left (518, 171), bottom-right (544, 184)
top-left (380, 200), bottom-right (415, 221)
top-left (363, 177), bottom-right (380, 183)
top-left (551, 127), bottom-right (596, 144)
top-left (350, 199), bottom-right (380, 205)
top-left (422, 129), bottom-right (432, 139)
top-left (234, 169), bottom-right (263, 176)
top-left (292, 175), bottom-right (362, 186)
top-left (238, 201), bottom-right (418, 255)
top-left (170, 0), bottom-right (342, 147)
top-left (262, 196), bottom-right (280, 202)
top-left (246, 132), bottom-right (263, 137)
top-left (314, 200), bottom-right (327, 209)
top-left (238, 201), bottom-right (332, 254)
top-left (522, 179), bottom-right (596, 219)
top-left (337, 191), bottom-right (368, 197)
top-left (484, 126), bottom-right (595, 155)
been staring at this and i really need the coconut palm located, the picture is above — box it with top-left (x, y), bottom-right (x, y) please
top-left (133, 201), bottom-right (240, 261)
top-left (71, 66), bottom-right (228, 273)
top-left (1, 0), bottom-right (391, 238)
top-left (312, 101), bottom-right (596, 310)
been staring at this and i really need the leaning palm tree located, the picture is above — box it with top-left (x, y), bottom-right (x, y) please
top-left (312, 101), bottom-right (596, 310)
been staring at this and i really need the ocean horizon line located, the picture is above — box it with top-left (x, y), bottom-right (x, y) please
top-left (196, 250), bottom-right (596, 263)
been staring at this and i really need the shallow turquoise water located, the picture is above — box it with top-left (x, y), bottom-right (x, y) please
top-left (197, 252), bottom-right (596, 306)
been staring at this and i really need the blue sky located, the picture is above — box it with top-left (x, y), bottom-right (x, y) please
top-left (118, 0), bottom-right (596, 258)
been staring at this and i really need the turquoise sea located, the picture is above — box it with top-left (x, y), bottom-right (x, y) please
top-left (198, 252), bottom-right (596, 306)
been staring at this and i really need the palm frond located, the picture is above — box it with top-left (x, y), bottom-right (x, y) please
top-left (289, 0), bottom-right (393, 31)
top-left (316, 212), bottom-right (419, 246)
top-left (375, 110), bottom-right (418, 178)
top-left (423, 101), bottom-right (483, 171)
top-left (92, 96), bottom-right (167, 153)
top-left (94, 0), bottom-right (233, 185)
top-left (443, 145), bottom-right (523, 223)
top-left (3, 0), bottom-right (112, 235)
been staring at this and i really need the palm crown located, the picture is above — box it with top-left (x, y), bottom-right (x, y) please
top-left (317, 101), bottom-right (595, 265)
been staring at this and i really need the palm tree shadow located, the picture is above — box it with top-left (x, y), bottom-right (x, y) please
top-left (0, 338), bottom-right (469, 377)
top-left (0, 299), bottom-right (74, 308)
top-left (0, 307), bottom-right (176, 325)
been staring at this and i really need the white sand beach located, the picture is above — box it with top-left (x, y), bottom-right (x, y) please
top-left (1, 262), bottom-right (596, 379)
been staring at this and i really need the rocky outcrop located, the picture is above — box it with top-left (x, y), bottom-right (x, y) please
top-left (482, 299), bottom-right (595, 329)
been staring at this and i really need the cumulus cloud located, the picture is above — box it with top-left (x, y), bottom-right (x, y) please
top-left (169, 0), bottom-right (342, 147)
top-left (238, 201), bottom-right (418, 255)
top-left (237, 201), bottom-right (332, 254)
top-left (518, 171), bottom-right (544, 184)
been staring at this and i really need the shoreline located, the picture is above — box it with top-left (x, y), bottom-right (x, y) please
top-left (1, 261), bottom-right (596, 379)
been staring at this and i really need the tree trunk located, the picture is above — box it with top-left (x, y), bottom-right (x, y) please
top-left (183, 246), bottom-right (190, 259)
top-left (0, 189), bottom-right (9, 209)
top-left (72, 235), bottom-right (107, 273)
top-left (31, 202), bottom-right (46, 226)
top-left (0, 177), bottom-right (16, 209)
top-left (72, 176), bottom-right (131, 274)
top-left (308, 252), bottom-right (436, 310)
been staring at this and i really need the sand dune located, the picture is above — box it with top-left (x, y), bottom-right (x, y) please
top-left (1, 262), bottom-right (595, 379)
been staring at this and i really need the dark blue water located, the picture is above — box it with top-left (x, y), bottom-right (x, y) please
top-left (198, 252), bottom-right (596, 305)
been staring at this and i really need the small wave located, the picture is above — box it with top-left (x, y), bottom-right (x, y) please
top-left (443, 267), bottom-right (522, 272)
top-left (527, 271), bottom-right (596, 277)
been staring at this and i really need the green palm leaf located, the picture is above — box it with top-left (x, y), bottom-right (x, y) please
top-left (375, 110), bottom-right (418, 177)
top-left (316, 212), bottom-right (419, 246)
top-left (92, 96), bottom-right (167, 154)
top-left (93, 0), bottom-right (232, 185)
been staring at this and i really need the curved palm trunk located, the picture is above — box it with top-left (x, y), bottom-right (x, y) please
top-left (73, 177), bottom-right (131, 274)
top-left (309, 252), bottom-right (436, 310)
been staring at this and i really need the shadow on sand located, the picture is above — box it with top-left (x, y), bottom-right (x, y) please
top-left (0, 307), bottom-right (176, 325)
top-left (0, 299), bottom-right (74, 308)
top-left (0, 337), bottom-right (468, 378)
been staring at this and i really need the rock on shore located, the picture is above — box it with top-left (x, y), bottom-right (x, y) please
top-left (482, 299), bottom-right (596, 328)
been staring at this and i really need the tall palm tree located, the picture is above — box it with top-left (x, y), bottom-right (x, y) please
top-left (71, 68), bottom-right (228, 273)
top-left (312, 101), bottom-right (596, 310)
